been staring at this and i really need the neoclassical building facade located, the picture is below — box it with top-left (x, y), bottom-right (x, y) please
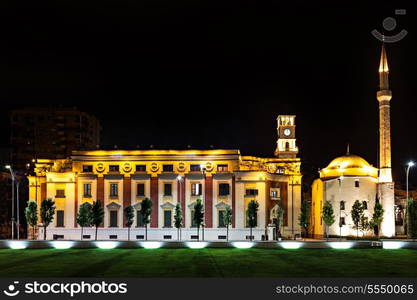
top-left (28, 115), bottom-right (302, 240)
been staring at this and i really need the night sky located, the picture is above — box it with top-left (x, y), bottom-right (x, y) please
top-left (1, 1), bottom-right (416, 186)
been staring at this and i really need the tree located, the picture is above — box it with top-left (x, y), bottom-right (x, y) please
top-left (247, 200), bottom-right (259, 241)
top-left (359, 215), bottom-right (370, 236)
top-left (25, 200), bottom-right (38, 240)
top-left (407, 199), bottom-right (417, 239)
top-left (76, 202), bottom-right (92, 240)
top-left (223, 205), bottom-right (233, 241)
top-left (40, 198), bottom-right (55, 240)
top-left (140, 197), bottom-right (152, 241)
top-left (193, 198), bottom-right (204, 241)
top-left (174, 203), bottom-right (183, 240)
top-left (298, 200), bottom-right (310, 238)
top-left (91, 200), bottom-right (104, 240)
top-left (322, 200), bottom-right (335, 241)
top-left (370, 201), bottom-right (384, 239)
top-left (124, 205), bottom-right (134, 241)
top-left (351, 200), bottom-right (364, 238)
top-left (272, 205), bottom-right (284, 240)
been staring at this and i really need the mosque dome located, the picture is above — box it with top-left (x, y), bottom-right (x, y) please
top-left (319, 154), bottom-right (378, 179)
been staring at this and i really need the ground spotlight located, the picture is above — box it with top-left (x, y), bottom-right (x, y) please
top-left (141, 242), bottom-right (162, 249)
top-left (7, 241), bottom-right (27, 249)
top-left (280, 242), bottom-right (302, 249)
top-left (383, 241), bottom-right (404, 249)
top-left (329, 242), bottom-right (353, 249)
top-left (50, 241), bottom-right (74, 249)
top-left (186, 242), bottom-right (208, 249)
top-left (95, 241), bottom-right (119, 249)
top-left (232, 242), bottom-right (254, 249)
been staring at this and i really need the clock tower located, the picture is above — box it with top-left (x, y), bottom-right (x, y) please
top-left (274, 115), bottom-right (298, 158)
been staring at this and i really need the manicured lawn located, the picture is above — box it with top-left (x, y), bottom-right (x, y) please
top-left (0, 248), bottom-right (417, 277)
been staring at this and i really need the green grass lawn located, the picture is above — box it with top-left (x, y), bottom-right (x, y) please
top-left (0, 248), bottom-right (417, 277)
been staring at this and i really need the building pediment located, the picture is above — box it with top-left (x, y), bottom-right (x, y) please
top-left (160, 202), bottom-right (176, 209)
top-left (106, 201), bottom-right (121, 210)
top-left (215, 201), bottom-right (230, 209)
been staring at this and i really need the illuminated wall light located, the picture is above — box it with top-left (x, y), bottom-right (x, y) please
top-left (383, 241), bottom-right (404, 249)
top-left (280, 242), bottom-right (302, 249)
top-left (232, 242), bottom-right (254, 249)
top-left (141, 242), bottom-right (162, 249)
top-left (50, 241), bottom-right (74, 249)
top-left (95, 241), bottom-right (119, 249)
top-left (329, 242), bottom-right (353, 249)
top-left (7, 241), bottom-right (28, 249)
top-left (186, 242), bottom-right (208, 249)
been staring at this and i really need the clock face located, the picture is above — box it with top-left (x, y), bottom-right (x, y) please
top-left (283, 128), bottom-right (291, 136)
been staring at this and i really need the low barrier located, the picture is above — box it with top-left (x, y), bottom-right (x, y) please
top-left (0, 240), bottom-right (416, 250)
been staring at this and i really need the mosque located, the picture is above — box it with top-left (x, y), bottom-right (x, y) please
top-left (311, 45), bottom-right (396, 238)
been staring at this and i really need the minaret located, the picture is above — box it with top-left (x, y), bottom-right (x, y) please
top-left (377, 45), bottom-right (393, 183)
top-left (377, 44), bottom-right (395, 237)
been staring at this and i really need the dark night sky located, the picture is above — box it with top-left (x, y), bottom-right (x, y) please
top-left (1, 0), bottom-right (416, 186)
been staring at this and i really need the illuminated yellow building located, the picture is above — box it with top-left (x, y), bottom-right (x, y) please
top-left (311, 152), bottom-right (379, 238)
top-left (28, 115), bottom-right (302, 240)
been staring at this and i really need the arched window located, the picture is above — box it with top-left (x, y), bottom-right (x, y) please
top-left (285, 142), bottom-right (290, 151)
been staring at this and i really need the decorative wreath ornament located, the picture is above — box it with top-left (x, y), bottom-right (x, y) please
top-left (96, 163), bottom-right (105, 173)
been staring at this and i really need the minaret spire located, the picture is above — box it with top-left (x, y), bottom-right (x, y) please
top-left (379, 44), bottom-right (389, 90)
top-left (376, 44), bottom-right (393, 183)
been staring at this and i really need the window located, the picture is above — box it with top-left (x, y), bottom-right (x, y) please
top-left (136, 210), bottom-right (144, 227)
top-left (110, 211), bottom-right (118, 227)
top-left (56, 210), bottom-right (64, 227)
top-left (245, 189), bottom-right (258, 196)
top-left (110, 183), bottom-right (118, 197)
top-left (191, 183), bottom-right (202, 196)
top-left (217, 164), bottom-right (228, 172)
top-left (56, 189), bottom-right (65, 198)
top-left (137, 183), bottom-right (145, 196)
top-left (136, 164), bottom-right (146, 172)
top-left (340, 201), bottom-right (345, 210)
top-left (164, 183), bottom-right (172, 196)
top-left (271, 188), bottom-right (280, 199)
top-left (285, 142), bottom-right (290, 151)
top-left (362, 201), bottom-right (368, 210)
top-left (219, 183), bottom-right (230, 196)
top-left (395, 205), bottom-right (404, 226)
top-left (339, 217), bottom-right (346, 226)
top-left (164, 210), bottom-right (172, 228)
top-left (163, 164), bottom-right (173, 172)
top-left (109, 165), bottom-right (119, 172)
top-left (218, 210), bottom-right (225, 227)
top-left (355, 180), bottom-right (360, 188)
top-left (83, 184), bottom-right (91, 197)
top-left (82, 165), bottom-right (93, 172)
top-left (190, 164), bottom-right (201, 172)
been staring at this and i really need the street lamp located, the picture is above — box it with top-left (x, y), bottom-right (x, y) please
top-left (5, 165), bottom-right (16, 240)
top-left (338, 175), bottom-right (344, 241)
top-left (406, 161), bottom-right (414, 235)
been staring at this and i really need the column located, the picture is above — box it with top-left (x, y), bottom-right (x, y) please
top-left (123, 176), bottom-right (131, 227)
top-left (97, 176), bottom-right (104, 227)
top-left (178, 177), bottom-right (186, 225)
top-left (74, 178), bottom-right (78, 227)
top-left (150, 176), bottom-right (159, 228)
top-left (204, 175), bottom-right (213, 228)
